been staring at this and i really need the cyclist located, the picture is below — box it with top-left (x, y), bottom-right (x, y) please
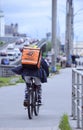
top-left (12, 50), bottom-right (49, 106)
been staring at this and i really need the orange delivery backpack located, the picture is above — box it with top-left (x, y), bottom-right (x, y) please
top-left (21, 47), bottom-right (41, 69)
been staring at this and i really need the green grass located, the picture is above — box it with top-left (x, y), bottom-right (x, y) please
top-left (56, 64), bottom-right (61, 70)
top-left (59, 114), bottom-right (72, 130)
top-left (0, 76), bottom-right (24, 87)
top-left (49, 64), bottom-right (61, 75)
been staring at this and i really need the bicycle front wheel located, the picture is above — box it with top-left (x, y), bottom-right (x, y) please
top-left (27, 90), bottom-right (34, 119)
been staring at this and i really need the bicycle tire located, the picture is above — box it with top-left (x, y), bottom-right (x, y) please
top-left (34, 87), bottom-right (39, 116)
top-left (27, 90), bottom-right (34, 119)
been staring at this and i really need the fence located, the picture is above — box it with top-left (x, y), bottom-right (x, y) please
top-left (0, 65), bottom-right (16, 77)
top-left (72, 68), bottom-right (83, 130)
top-left (76, 58), bottom-right (83, 67)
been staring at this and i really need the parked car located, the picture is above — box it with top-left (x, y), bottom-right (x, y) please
top-left (15, 38), bottom-right (24, 45)
top-left (14, 48), bottom-right (21, 56)
top-left (0, 50), bottom-right (7, 56)
top-left (19, 46), bottom-right (23, 52)
top-left (7, 51), bottom-right (16, 61)
top-left (7, 44), bottom-right (15, 51)
top-left (23, 41), bottom-right (30, 46)
top-left (1, 58), bottom-right (10, 65)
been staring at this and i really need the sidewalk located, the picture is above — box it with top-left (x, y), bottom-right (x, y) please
top-left (43, 67), bottom-right (73, 130)
top-left (58, 67), bottom-right (81, 130)
top-left (50, 67), bottom-right (79, 130)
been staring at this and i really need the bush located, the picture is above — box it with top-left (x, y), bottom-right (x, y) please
top-left (59, 114), bottom-right (72, 130)
top-left (0, 41), bottom-right (4, 45)
top-left (46, 41), bottom-right (51, 52)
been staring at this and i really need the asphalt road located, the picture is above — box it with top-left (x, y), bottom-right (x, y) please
top-left (0, 68), bottom-right (72, 129)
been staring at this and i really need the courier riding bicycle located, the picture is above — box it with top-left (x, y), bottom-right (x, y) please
top-left (12, 46), bottom-right (49, 107)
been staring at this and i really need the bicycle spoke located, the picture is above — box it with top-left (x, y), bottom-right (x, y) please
top-left (27, 91), bottom-right (33, 119)
top-left (34, 88), bottom-right (39, 116)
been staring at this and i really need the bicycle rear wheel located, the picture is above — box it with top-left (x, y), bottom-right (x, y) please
top-left (27, 90), bottom-right (34, 119)
top-left (34, 87), bottom-right (39, 116)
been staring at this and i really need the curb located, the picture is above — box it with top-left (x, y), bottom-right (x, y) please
top-left (0, 126), bottom-right (59, 130)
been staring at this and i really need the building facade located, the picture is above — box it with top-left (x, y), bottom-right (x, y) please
top-left (5, 23), bottom-right (18, 36)
top-left (73, 41), bottom-right (83, 56)
top-left (0, 10), bottom-right (5, 37)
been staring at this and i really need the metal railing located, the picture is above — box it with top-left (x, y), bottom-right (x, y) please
top-left (0, 65), bottom-right (16, 77)
top-left (72, 68), bottom-right (83, 130)
top-left (76, 58), bottom-right (83, 67)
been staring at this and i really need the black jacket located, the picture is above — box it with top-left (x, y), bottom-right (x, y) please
top-left (12, 58), bottom-right (49, 83)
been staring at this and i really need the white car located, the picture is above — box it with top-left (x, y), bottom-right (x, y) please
top-left (14, 48), bottom-right (21, 57)
top-left (7, 51), bottom-right (16, 61)
top-left (23, 41), bottom-right (30, 46)
top-left (7, 44), bottom-right (15, 51)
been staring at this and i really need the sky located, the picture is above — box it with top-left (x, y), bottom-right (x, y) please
top-left (0, 0), bottom-right (83, 41)
top-left (73, 0), bottom-right (83, 42)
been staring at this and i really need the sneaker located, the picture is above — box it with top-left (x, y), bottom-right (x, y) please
top-left (23, 100), bottom-right (28, 107)
top-left (38, 100), bottom-right (42, 105)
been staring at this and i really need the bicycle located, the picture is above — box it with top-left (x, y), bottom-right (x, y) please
top-left (24, 77), bottom-right (41, 119)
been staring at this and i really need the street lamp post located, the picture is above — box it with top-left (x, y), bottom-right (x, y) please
top-left (65, 1), bottom-right (83, 67)
top-left (51, 0), bottom-right (57, 72)
top-left (65, 0), bottom-right (73, 67)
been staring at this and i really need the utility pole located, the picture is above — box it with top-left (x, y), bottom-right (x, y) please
top-left (51, 0), bottom-right (57, 72)
top-left (69, 0), bottom-right (74, 56)
top-left (65, 0), bottom-right (73, 67)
